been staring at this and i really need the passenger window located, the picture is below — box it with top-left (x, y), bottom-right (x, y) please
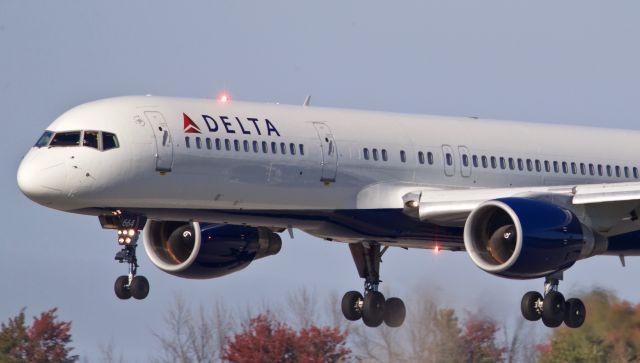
top-left (553, 161), bottom-right (559, 173)
top-left (571, 162), bottom-right (577, 174)
top-left (517, 158), bottom-right (524, 171)
top-left (184, 136), bottom-right (191, 148)
top-left (427, 152), bottom-right (434, 165)
top-left (224, 139), bottom-right (231, 151)
top-left (234, 140), bottom-right (240, 152)
top-left (509, 158), bottom-right (515, 170)
top-left (615, 166), bottom-right (621, 177)
top-left (299, 144), bottom-right (305, 156)
top-left (262, 141), bottom-right (268, 153)
top-left (363, 148), bottom-right (370, 160)
top-left (526, 159), bottom-right (533, 172)
top-left (535, 160), bottom-right (541, 172)
top-left (447, 153), bottom-right (454, 166)
top-left (196, 137), bottom-right (202, 149)
top-left (50, 131), bottom-right (82, 147)
top-left (206, 138), bottom-right (212, 150)
top-left (418, 151), bottom-right (425, 164)
top-left (102, 132), bottom-right (119, 151)
top-left (625, 167), bottom-right (630, 178)
top-left (580, 163), bottom-right (586, 175)
top-left (490, 156), bottom-right (497, 169)
top-left (472, 155), bottom-right (479, 168)
top-left (373, 148), bottom-right (379, 161)
top-left (499, 157), bottom-right (506, 170)
top-left (598, 164), bottom-right (603, 176)
top-left (244, 140), bottom-right (250, 152)
top-left (271, 142), bottom-right (277, 154)
top-left (215, 138), bottom-right (222, 150)
top-left (589, 164), bottom-right (595, 176)
top-left (290, 143), bottom-right (296, 155)
top-left (82, 131), bottom-right (99, 149)
top-left (399, 150), bottom-right (405, 163)
top-left (463, 154), bottom-right (470, 167)
top-left (606, 165), bottom-right (612, 177)
top-left (253, 141), bottom-right (259, 153)
top-left (280, 142), bottom-right (287, 154)
top-left (382, 149), bottom-right (388, 162)
top-left (544, 160), bottom-right (551, 172)
top-left (35, 131), bottom-right (54, 148)
top-left (481, 156), bottom-right (488, 168)
top-left (562, 162), bottom-right (568, 174)
top-left (634, 167), bottom-right (639, 179)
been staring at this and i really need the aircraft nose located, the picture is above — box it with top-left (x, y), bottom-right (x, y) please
top-left (17, 152), bottom-right (67, 206)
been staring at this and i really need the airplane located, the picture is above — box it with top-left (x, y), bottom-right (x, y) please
top-left (16, 95), bottom-right (640, 329)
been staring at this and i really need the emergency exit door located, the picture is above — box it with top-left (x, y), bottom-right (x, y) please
top-left (144, 111), bottom-right (174, 172)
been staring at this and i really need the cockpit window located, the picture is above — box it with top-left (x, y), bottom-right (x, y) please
top-left (83, 131), bottom-right (99, 149)
top-left (50, 131), bottom-right (81, 147)
top-left (102, 132), bottom-right (119, 151)
top-left (34, 131), bottom-right (54, 148)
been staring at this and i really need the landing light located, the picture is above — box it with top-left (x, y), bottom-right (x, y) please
top-left (128, 229), bottom-right (136, 236)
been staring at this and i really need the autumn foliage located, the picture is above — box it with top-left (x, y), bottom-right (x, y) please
top-left (222, 314), bottom-right (350, 363)
top-left (0, 308), bottom-right (77, 363)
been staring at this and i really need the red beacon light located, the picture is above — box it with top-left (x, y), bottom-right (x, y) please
top-left (217, 93), bottom-right (231, 103)
top-left (434, 245), bottom-right (441, 255)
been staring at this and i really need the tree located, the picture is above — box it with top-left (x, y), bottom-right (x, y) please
top-left (0, 308), bottom-right (78, 363)
top-left (222, 314), bottom-right (351, 363)
top-left (460, 316), bottom-right (506, 363)
top-left (537, 288), bottom-right (640, 363)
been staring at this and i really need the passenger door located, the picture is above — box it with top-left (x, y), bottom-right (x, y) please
top-left (144, 111), bottom-right (174, 172)
top-left (312, 122), bottom-right (338, 183)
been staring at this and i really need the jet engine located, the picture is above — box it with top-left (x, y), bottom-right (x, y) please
top-left (463, 198), bottom-right (604, 279)
top-left (143, 221), bottom-right (282, 279)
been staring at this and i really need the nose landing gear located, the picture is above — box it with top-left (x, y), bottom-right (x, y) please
top-left (520, 274), bottom-right (586, 328)
top-left (341, 243), bottom-right (406, 328)
top-left (100, 212), bottom-right (150, 300)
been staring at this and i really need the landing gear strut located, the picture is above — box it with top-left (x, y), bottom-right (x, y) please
top-left (101, 212), bottom-right (150, 300)
top-left (520, 273), bottom-right (586, 328)
top-left (341, 243), bottom-right (406, 328)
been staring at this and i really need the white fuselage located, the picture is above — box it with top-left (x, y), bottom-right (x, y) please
top-left (17, 96), bottom-right (640, 247)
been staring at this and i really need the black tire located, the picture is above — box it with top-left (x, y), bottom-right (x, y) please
top-left (542, 291), bottom-right (565, 328)
top-left (341, 291), bottom-right (363, 321)
top-left (521, 291), bottom-right (543, 321)
top-left (384, 297), bottom-right (406, 328)
top-left (362, 291), bottom-right (385, 328)
top-left (114, 275), bottom-right (131, 300)
top-left (130, 275), bottom-right (150, 300)
top-left (564, 298), bottom-right (586, 328)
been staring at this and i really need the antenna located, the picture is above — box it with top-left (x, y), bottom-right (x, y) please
top-left (303, 95), bottom-right (311, 107)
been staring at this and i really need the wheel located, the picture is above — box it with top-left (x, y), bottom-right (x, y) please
top-left (130, 275), bottom-right (150, 300)
top-left (521, 291), bottom-right (542, 321)
top-left (564, 298), bottom-right (586, 328)
top-left (362, 291), bottom-right (385, 327)
top-left (114, 275), bottom-right (131, 300)
top-left (542, 291), bottom-right (565, 328)
top-left (384, 297), bottom-right (406, 328)
top-left (341, 291), bottom-right (363, 321)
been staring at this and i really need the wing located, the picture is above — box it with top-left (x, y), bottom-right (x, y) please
top-left (402, 182), bottom-right (640, 235)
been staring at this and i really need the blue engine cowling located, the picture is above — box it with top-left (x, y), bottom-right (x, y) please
top-left (143, 221), bottom-right (282, 279)
top-left (463, 198), bottom-right (590, 279)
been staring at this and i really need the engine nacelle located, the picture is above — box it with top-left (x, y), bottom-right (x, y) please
top-left (463, 198), bottom-right (601, 279)
top-left (143, 221), bottom-right (282, 279)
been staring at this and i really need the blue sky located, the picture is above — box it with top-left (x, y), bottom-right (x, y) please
top-left (2, 1), bottom-right (640, 361)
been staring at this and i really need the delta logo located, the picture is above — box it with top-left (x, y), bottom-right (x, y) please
top-left (182, 113), bottom-right (281, 137)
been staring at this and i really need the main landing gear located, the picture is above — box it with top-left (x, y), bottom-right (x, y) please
top-left (341, 243), bottom-right (406, 328)
top-left (520, 273), bottom-right (586, 328)
top-left (109, 213), bottom-right (150, 300)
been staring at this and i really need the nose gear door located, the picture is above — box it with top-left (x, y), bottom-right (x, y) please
top-left (144, 111), bottom-right (174, 172)
top-left (312, 122), bottom-right (338, 183)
